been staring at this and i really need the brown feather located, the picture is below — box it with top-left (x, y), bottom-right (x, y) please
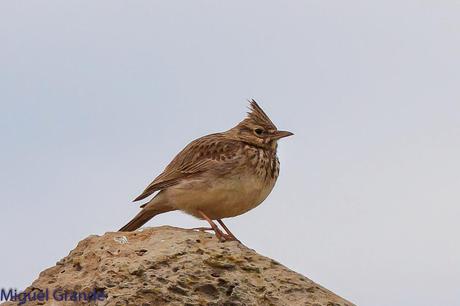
top-left (120, 199), bottom-right (175, 231)
top-left (246, 99), bottom-right (277, 130)
top-left (122, 99), bottom-right (292, 235)
top-left (133, 134), bottom-right (242, 202)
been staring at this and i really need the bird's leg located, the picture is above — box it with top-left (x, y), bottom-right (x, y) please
top-left (197, 211), bottom-right (227, 242)
top-left (217, 219), bottom-right (240, 242)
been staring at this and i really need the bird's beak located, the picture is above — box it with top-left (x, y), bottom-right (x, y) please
top-left (272, 130), bottom-right (294, 140)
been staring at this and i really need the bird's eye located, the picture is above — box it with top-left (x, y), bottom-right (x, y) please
top-left (254, 128), bottom-right (264, 135)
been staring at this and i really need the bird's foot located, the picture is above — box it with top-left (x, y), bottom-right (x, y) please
top-left (220, 233), bottom-right (239, 243)
top-left (197, 210), bottom-right (240, 243)
top-left (217, 219), bottom-right (240, 243)
top-left (190, 226), bottom-right (230, 242)
top-left (191, 227), bottom-right (213, 232)
top-left (220, 232), bottom-right (239, 242)
top-left (212, 227), bottom-right (230, 242)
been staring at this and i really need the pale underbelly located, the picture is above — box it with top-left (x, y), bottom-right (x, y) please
top-left (163, 174), bottom-right (276, 219)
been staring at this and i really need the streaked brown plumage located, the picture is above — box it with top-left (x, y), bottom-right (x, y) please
top-left (119, 100), bottom-right (293, 241)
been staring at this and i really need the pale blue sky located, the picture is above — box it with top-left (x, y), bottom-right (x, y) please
top-left (1, 1), bottom-right (460, 305)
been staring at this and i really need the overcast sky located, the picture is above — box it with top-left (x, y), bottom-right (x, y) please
top-left (1, 1), bottom-right (460, 305)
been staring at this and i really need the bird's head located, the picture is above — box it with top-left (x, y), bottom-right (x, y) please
top-left (228, 100), bottom-right (293, 150)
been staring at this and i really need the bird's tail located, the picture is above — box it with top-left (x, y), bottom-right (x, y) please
top-left (119, 197), bottom-right (175, 232)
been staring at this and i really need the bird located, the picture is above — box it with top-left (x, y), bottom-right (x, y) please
top-left (119, 100), bottom-right (293, 241)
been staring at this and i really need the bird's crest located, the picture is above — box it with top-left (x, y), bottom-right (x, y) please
top-left (244, 99), bottom-right (277, 130)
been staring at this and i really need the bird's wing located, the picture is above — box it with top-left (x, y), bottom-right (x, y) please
top-left (133, 133), bottom-right (241, 202)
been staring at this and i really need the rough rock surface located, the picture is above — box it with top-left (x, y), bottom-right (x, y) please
top-left (2, 226), bottom-right (354, 306)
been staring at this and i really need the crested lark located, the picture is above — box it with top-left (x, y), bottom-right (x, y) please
top-left (119, 100), bottom-right (293, 241)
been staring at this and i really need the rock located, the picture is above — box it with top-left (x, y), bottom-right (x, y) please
top-left (1, 226), bottom-right (354, 306)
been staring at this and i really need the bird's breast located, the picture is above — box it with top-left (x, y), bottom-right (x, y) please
top-left (165, 152), bottom-right (279, 219)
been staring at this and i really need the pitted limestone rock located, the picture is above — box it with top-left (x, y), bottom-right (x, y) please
top-left (1, 226), bottom-right (354, 306)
